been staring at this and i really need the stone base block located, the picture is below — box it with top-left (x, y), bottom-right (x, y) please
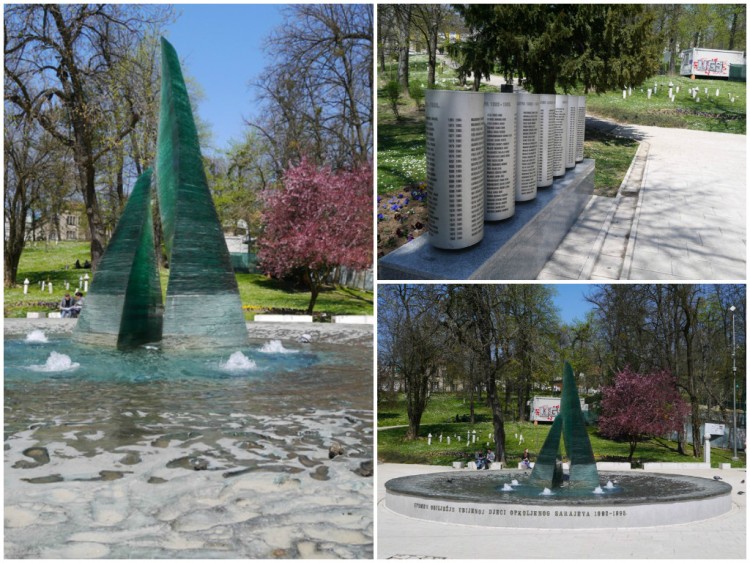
top-left (597, 462), bottom-right (633, 471)
top-left (254, 314), bottom-right (313, 323)
top-left (332, 315), bottom-right (374, 324)
top-left (26, 312), bottom-right (47, 319)
top-left (643, 462), bottom-right (710, 470)
top-left (378, 159), bottom-right (594, 280)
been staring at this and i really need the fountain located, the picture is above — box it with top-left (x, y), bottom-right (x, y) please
top-left (4, 38), bottom-right (373, 558)
top-left (385, 362), bottom-right (732, 529)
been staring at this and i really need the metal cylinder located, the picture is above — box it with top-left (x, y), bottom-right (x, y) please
top-left (515, 93), bottom-right (539, 202)
top-left (553, 95), bottom-right (568, 177)
top-left (484, 92), bottom-right (516, 221)
top-left (536, 94), bottom-right (556, 188)
top-left (575, 95), bottom-right (586, 163)
top-left (565, 94), bottom-right (578, 169)
top-left (425, 90), bottom-right (485, 249)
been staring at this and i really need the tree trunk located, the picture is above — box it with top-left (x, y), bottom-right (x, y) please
top-left (427, 26), bottom-right (438, 88)
top-left (79, 160), bottom-right (106, 271)
top-left (396, 6), bottom-right (411, 90)
top-left (486, 370), bottom-right (506, 463)
top-left (728, 11), bottom-right (738, 51)
top-left (469, 383), bottom-right (476, 425)
top-left (306, 268), bottom-right (323, 315)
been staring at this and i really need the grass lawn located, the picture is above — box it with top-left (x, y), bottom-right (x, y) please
top-left (378, 393), bottom-right (746, 469)
top-left (5, 241), bottom-right (373, 320)
top-left (582, 75), bottom-right (746, 134)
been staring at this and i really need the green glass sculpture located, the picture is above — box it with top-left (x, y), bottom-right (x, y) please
top-left (156, 38), bottom-right (248, 349)
top-left (529, 361), bottom-right (599, 489)
top-left (75, 38), bottom-right (248, 350)
top-left (74, 170), bottom-right (163, 349)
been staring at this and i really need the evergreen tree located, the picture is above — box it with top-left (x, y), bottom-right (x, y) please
top-left (452, 5), bottom-right (661, 93)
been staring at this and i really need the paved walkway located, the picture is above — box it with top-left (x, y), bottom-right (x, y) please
top-left (538, 118), bottom-right (746, 280)
top-left (377, 463), bottom-right (747, 559)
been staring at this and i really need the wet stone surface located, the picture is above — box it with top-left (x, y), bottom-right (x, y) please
top-left (5, 335), bottom-right (373, 559)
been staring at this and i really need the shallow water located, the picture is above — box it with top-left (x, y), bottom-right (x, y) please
top-left (5, 335), bottom-right (373, 559)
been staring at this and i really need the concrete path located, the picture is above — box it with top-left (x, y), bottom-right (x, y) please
top-left (377, 463), bottom-right (747, 559)
top-left (538, 118), bottom-right (746, 280)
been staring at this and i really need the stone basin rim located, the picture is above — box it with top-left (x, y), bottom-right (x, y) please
top-left (385, 470), bottom-right (732, 506)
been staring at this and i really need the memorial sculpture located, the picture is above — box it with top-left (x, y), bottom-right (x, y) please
top-left (528, 361), bottom-right (599, 490)
top-left (75, 38), bottom-right (248, 350)
top-left (425, 90), bottom-right (587, 250)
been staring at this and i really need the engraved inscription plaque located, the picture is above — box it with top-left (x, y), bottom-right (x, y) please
top-left (515, 93), bottom-right (539, 202)
top-left (565, 94), bottom-right (578, 169)
top-left (536, 94), bottom-right (556, 188)
top-left (575, 95), bottom-right (586, 163)
top-left (425, 90), bottom-right (485, 249)
top-left (484, 93), bottom-right (517, 221)
top-left (553, 95), bottom-right (568, 177)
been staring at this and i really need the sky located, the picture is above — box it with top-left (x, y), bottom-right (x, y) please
top-left (548, 284), bottom-right (597, 325)
top-left (164, 4), bottom-right (285, 155)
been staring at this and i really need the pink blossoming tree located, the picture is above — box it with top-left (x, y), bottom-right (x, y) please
top-left (599, 367), bottom-right (689, 462)
top-left (258, 158), bottom-right (373, 314)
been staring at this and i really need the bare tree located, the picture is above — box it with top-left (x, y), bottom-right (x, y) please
top-left (4, 115), bottom-right (52, 286)
top-left (411, 5), bottom-right (457, 88)
top-left (250, 4), bottom-right (372, 174)
top-left (4, 4), bottom-right (172, 269)
top-left (378, 284), bottom-right (445, 440)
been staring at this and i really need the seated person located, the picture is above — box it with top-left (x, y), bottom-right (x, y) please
top-left (60, 293), bottom-right (75, 318)
top-left (70, 291), bottom-right (85, 318)
top-left (486, 449), bottom-right (496, 468)
top-left (521, 448), bottom-right (532, 469)
top-left (475, 451), bottom-right (486, 470)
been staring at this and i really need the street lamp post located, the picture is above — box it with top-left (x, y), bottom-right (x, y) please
top-left (730, 305), bottom-right (738, 461)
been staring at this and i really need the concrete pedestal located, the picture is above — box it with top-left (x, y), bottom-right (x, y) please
top-left (378, 159), bottom-right (594, 280)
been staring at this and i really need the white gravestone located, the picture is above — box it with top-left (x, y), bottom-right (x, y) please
top-left (515, 93), bottom-right (539, 201)
top-left (536, 94), bottom-right (556, 188)
top-left (425, 90), bottom-right (485, 249)
top-left (23, 278), bottom-right (29, 295)
top-left (565, 94), bottom-right (577, 169)
top-left (484, 93), bottom-right (517, 220)
top-left (647, 88), bottom-right (652, 99)
top-left (553, 95), bottom-right (568, 177)
top-left (575, 95), bottom-right (586, 163)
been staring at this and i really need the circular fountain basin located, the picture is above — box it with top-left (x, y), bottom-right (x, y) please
top-left (385, 470), bottom-right (732, 528)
